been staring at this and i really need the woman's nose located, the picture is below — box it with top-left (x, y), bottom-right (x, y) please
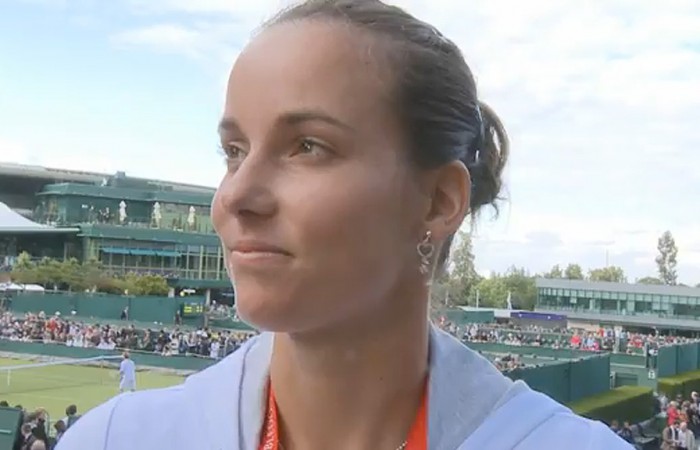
top-left (215, 155), bottom-right (277, 221)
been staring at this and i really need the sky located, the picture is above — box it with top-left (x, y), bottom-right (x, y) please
top-left (1, 0), bottom-right (699, 283)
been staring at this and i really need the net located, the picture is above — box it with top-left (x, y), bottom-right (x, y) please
top-left (0, 355), bottom-right (123, 396)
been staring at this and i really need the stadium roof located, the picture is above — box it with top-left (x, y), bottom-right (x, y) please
top-left (536, 277), bottom-right (700, 299)
top-left (0, 161), bottom-right (215, 194)
top-left (0, 202), bottom-right (78, 234)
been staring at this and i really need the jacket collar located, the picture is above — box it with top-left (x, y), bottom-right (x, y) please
top-left (222, 325), bottom-right (517, 450)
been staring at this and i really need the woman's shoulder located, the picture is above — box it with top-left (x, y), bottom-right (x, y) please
top-left (428, 328), bottom-right (632, 449)
top-left (458, 388), bottom-right (634, 449)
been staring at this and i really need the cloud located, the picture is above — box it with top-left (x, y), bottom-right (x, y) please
top-left (6, 0), bottom-right (700, 283)
top-left (0, 137), bottom-right (32, 163)
top-left (112, 24), bottom-right (208, 58)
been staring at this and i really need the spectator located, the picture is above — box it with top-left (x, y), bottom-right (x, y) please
top-left (51, 421), bottom-right (66, 449)
top-left (19, 423), bottom-right (35, 450)
top-left (63, 405), bottom-right (80, 429)
top-left (668, 401), bottom-right (680, 427)
top-left (678, 421), bottom-right (695, 449)
top-left (616, 421), bottom-right (634, 445)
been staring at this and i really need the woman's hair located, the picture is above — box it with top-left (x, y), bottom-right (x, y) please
top-left (265, 0), bottom-right (509, 270)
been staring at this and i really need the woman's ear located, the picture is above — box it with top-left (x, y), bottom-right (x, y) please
top-left (422, 160), bottom-right (471, 241)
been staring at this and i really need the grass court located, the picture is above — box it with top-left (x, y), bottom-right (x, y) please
top-left (0, 356), bottom-right (184, 421)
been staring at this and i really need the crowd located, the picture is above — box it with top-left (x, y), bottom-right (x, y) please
top-left (658, 392), bottom-right (700, 449)
top-left (437, 320), bottom-right (699, 355)
top-left (0, 311), bottom-right (256, 360)
top-left (0, 401), bottom-right (80, 450)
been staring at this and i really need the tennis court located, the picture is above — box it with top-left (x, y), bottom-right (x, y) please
top-left (0, 357), bottom-right (184, 421)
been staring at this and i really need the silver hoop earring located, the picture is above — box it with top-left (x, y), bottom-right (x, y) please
top-left (417, 231), bottom-right (435, 275)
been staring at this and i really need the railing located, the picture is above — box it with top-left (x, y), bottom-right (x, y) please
top-left (103, 266), bottom-right (226, 281)
top-left (0, 339), bottom-right (221, 372)
top-left (538, 305), bottom-right (700, 322)
top-left (35, 213), bottom-right (215, 235)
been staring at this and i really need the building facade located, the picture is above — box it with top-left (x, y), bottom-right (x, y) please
top-left (536, 278), bottom-right (700, 328)
top-left (0, 163), bottom-right (229, 292)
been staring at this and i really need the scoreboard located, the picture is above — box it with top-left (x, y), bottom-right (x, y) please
top-left (181, 302), bottom-right (204, 317)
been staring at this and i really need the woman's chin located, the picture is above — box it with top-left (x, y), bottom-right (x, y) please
top-left (235, 297), bottom-right (300, 332)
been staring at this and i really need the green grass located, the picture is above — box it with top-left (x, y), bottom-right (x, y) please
top-left (0, 357), bottom-right (184, 421)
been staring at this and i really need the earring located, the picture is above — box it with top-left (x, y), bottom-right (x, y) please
top-left (417, 230), bottom-right (435, 275)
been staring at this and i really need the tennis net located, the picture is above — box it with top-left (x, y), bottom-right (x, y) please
top-left (0, 355), bottom-right (123, 395)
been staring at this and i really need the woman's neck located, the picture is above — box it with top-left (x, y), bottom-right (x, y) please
top-left (269, 291), bottom-right (430, 450)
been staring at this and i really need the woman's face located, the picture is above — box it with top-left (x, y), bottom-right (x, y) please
top-left (212, 21), bottom-right (428, 333)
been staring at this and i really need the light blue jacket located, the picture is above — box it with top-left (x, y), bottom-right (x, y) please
top-left (57, 326), bottom-right (632, 449)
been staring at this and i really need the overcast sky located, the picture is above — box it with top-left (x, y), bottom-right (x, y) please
top-left (1, 0), bottom-right (699, 283)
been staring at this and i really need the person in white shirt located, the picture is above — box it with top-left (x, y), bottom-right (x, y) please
top-left (118, 351), bottom-right (136, 393)
top-left (678, 421), bottom-right (695, 449)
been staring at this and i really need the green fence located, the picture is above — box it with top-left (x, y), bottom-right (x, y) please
top-left (507, 354), bottom-right (611, 404)
top-left (467, 341), bottom-right (595, 360)
top-left (657, 342), bottom-right (700, 378)
top-left (0, 407), bottom-right (22, 450)
top-left (8, 292), bottom-right (204, 325)
top-left (0, 340), bottom-right (215, 372)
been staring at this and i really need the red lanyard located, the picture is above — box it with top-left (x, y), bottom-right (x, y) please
top-left (258, 381), bottom-right (427, 450)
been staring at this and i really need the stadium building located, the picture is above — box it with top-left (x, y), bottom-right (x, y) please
top-left (535, 278), bottom-right (700, 331)
top-left (0, 162), bottom-right (231, 298)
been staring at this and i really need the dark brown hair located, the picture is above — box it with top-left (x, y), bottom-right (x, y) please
top-left (265, 0), bottom-right (509, 269)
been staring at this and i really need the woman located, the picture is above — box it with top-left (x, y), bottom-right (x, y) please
top-left (58, 1), bottom-right (630, 449)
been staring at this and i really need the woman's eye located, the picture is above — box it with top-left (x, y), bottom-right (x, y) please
top-left (297, 138), bottom-right (327, 156)
top-left (220, 143), bottom-right (245, 161)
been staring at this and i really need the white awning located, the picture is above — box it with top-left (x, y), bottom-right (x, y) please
top-left (0, 202), bottom-right (78, 233)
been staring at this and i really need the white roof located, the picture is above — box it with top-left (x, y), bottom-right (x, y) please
top-left (0, 202), bottom-right (48, 229)
top-left (0, 282), bottom-right (45, 292)
top-left (0, 202), bottom-right (78, 233)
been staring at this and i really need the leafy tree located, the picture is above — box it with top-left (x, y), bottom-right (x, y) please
top-left (637, 276), bottom-right (663, 285)
top-left (60, 258), bottom-right (89, 291)
top-left (564, 263), bottom-right (584, 280)
top-left (441, 231), bottom-right (480, 306)
top-left (10, 252), bottom-right (38, 284)
top-left (656, 231), bottom-right (678, 285)
top-left (502, 266), bottom-right (537, 310)
top-left (475, 275), bottom-right (509, 308)
top-left (125, 274), bottom-right (169, 296)
top-left (544, 264), bottom-right (563, 279)
top-left (588, 266), bottom-right (626, 283)
top-left (10, 254), bottom-right (170, 296)
top-left (82, 259), bottom-right (106, 292)
top-left (37, 258), bottom-right (65, 290)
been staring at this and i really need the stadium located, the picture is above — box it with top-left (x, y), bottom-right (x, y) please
top-left (1, 162), bottom-right (699, 448)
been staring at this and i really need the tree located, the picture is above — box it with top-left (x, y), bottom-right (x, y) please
top-left (656, 231), bottom-right (678, 285)
top-left (473, 267), bottom-right (536, 310)
top-left (502, 266), bottom-right (537, 310)
top-left (125, 274), bottom-right (169, 296)
top-left (564, 263), bottom-right (584, 280)
top-left (543, 264), bottom-right (563, 279)
top-left (36, 258), bottom-right (66, 290)
top-left (637, 276), bottom-right (663, 285)
top-left (441, 231), bottom-right (480, 306)
top-left (588, 266), bottom-right (626, 283)
top-left (59, 258), bottom-right (81, 291)
top-left (10, 252), bottom-right (38, 284)
top-left (82, 259), bottom-right (105, 292)
top-left (475, 275), bottom-right (509, 308)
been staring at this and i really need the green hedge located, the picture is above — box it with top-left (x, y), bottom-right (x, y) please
top-left (568, 386), bottom-right (653, 425)
top-left (658, 369), bottom-right (700, 399)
